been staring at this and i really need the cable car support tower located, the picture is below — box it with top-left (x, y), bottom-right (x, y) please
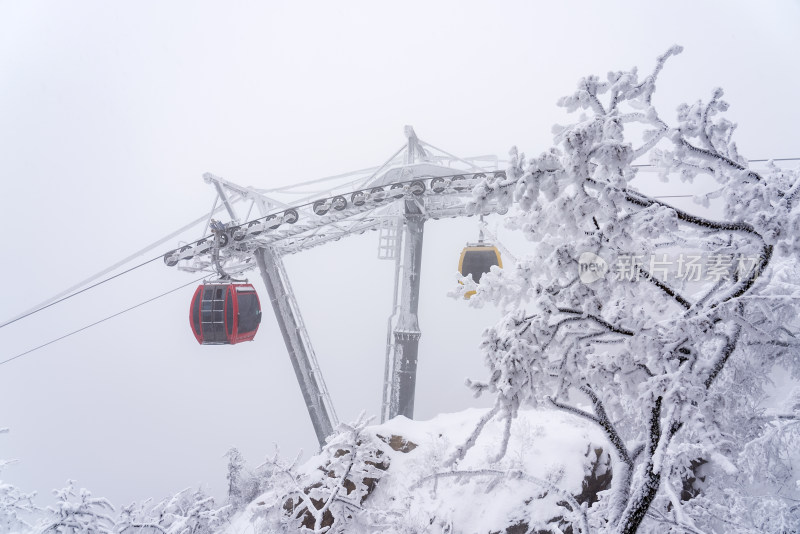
top-left (163, 127), bottom-right (508, 446)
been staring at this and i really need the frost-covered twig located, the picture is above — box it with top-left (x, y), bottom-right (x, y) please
top-left (678, 138), bottom-right (762, 183)
top-left (555, 308), bottom-right (636, 336)
top-left (703, 326), bottom-right (741, 389)
top-left (444, 400), bottom-right (502, 467)
top-left (645, 508), bottom-right (711, 534)
top-left (413, 468), bottom-right (591, 534)
top-left (487, 411), bottom-right (513, 465)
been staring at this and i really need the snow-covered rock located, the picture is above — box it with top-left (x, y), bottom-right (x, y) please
top-left (229, 408), bottom-right (610, 533)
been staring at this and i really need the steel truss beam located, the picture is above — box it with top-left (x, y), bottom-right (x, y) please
top-left (256, 246), bottom-right (338, 446)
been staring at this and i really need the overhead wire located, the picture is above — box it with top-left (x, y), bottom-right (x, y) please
top-left (0, 254), bottom-right (165, 330)
top-left (0, 276), bottom-right (206, 367)
top-left (748, 158), bottom-right (800, 163)
top-left (632, 157), bottom-right (800, 167)
top-left (3, 154), bottom-right (797, 360)
top-left (5, 207), bottom-right (230, 326)
top-left (637, 158), bottom-right (800, 198)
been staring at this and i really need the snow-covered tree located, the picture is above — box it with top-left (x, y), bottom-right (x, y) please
top-left (109, 486), bottom-right (231, 534)
top-left (0, 429), bottom-right (37, 533)
top-left (224, 447), bottom-right (275, 514)
top-left (452, 46), bottom-right (800, 533)
top-left (224, 448), bottom-right (246, 510)
top-left (37, 480), bottom-right (115, 533)
top-left (146, 487), bottom-right (229, 534)
top-left (283, 414), bottom-right (389, 533)
top-left (116, 499), bottom-right (166, 534)
top-left (249, 414), bottom-right (391, 533)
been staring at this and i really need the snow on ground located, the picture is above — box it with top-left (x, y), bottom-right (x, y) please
top-left (227, 407), bottom-right (610, 533)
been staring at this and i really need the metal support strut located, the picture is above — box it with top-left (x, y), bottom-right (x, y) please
top-left (381, 126), bottom-right (428, 422)
top-left (256, 247), bottom-right (337, 446)
top-left (382, 200), bottom-right (426, 421)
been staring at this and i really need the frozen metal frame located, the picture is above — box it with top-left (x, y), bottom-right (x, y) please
top-left (165, 127), bottom-right (509, 444)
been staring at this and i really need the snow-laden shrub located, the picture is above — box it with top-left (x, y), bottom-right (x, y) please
top-left (0, 429), bottom-right (37, 533)
top-left (113, 486), bottom-right (230, 534)
top-left (248, 414), bottom-right (390, 533)
top-left (37, 480), bottom-right (115, 534)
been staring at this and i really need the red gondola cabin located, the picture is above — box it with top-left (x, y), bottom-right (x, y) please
top-left (189, 283), bottom-right (262, 345)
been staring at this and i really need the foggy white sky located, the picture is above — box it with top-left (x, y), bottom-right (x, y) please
top-left (1, 0), bottom-right (799, 507)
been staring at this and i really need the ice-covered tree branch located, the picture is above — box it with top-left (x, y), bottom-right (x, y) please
top-left (459, 46), bottom-right (800, 533)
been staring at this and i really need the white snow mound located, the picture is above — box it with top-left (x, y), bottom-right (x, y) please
top-left (228, 407), bottom-right (611, 533)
